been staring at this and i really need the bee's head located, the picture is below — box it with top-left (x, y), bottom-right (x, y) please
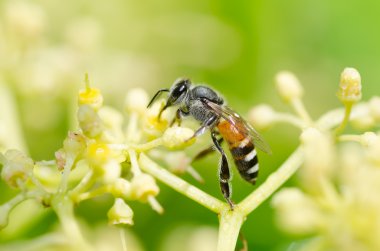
top-left (167, 78), bottom-right (191, 106)
top-left (147, 78), bottom-right (191, 120)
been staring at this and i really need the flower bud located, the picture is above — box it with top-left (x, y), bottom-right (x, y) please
top-left (63, 131), bottom-right (86, 157)
top-left (130, 174), bottom-right (159, 202)
top-left (272, 188), bottom-right (322, 235)
top-left (110, 178), bottom-right (132, 198)
top-left (143, 101), bottom-right (169, 137)
top-left (125, 88), bottom-right (149, 114)
top-left (78, 80), bottom-right (103, 110)
top-left (107, 198), bottom-right (134, 225)
top-left (162, 127), bottom-right (195, 149)
top-left (369, 96), bottom-right (380, 122)
top-left (98, 107), bottom-right (124, 143)
top-left (0, 150), bottom-right (34, 189)
top-left (351, 104), bottom-right (375, 130)
top-left (275, 71), bottom-right (303, 102)
top-left (248, 104), bottom-right (276, 130)
top-left (101, 159), bottom-right (121, 184)
top-left (300, 128), bottom-right (334, 191)
top-left (86, 143), bottom-right (110, 167)
top-left (337, 67), bottom-right (362, 104)
top-left (77, 105), bottom-right (104, 138)
top-left (4, 1), bottom-right (46, 41)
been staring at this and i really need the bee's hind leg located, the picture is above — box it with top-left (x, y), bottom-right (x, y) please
top-left (191, 136), bottom-right (223, 163)
top-left (211, 131), bottom-right (234, 209)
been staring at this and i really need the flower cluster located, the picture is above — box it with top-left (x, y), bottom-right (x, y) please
top-left (0, 76), bottom-right (198, 249)
top-left (250, 68), bottom-right (380, 251)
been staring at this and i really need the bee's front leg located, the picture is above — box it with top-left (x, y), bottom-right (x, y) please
top-left (170, 108), bottom-right (189, 127)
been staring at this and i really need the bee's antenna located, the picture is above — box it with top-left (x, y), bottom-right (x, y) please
top-left (147, 88), bottom-right (170, 108)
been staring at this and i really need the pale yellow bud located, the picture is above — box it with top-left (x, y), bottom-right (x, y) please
top-left (86, 143), bottom-right (110, 168)
top-left (248, 104), bottom-right (276, 130)
top-left (272, 188), bottom-right (322, 235)
top-left (369, 96), bottom-right (380, 122)
top-left (77, 105), bottom-right (104, 138)
top-left (351, 104), bottom-right (375, 130)
top-left (300, 128), bottom-right (334, 191)
top-left (63, 131), bottom-right (86, 157)
top-left (337, 67), bottom-right (362, 104)
top-left (275, 71), bottom-right (303, 102)
top-left (111, 178), bottom-right (132, 198)
top-left (162, 127), bottom-right (195, 149)
top-left (130, 174), bottom-right (159, 202)
top-left (98, 107), bottom-right (124, 143)
top-left (78, 87), bottom-right (103, 110)
top-left (101, 160), bottom-right (121, 184)
top-left (0, 150), bottom-right (34, 189)
top-left (125, 88), bottom-right (149, 114)
top-left (143, 101), bottom-right (169, 137)
top-left (4, 1), bottom-right (46, 41)
top-left (366, 133), bottom-right (380, 165)
top-left (107, 198), bottom-right (134, 225)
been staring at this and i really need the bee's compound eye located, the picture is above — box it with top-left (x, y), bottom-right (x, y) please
top-left (172, 80), bottom-right (188, 98)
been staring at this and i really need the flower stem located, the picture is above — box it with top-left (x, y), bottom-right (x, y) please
top-left (290, 98), bottom-right (313, 125)
top-left (139, 153), bottom-right (226, 213)
top-left (239, 147), bottom-right (304, 215)
top-left (52, 195), bottom-right (91, 250)
top-left (217, 208), bottom-right (245, 251)
top-left (334, 103), bottom-right (353, 135)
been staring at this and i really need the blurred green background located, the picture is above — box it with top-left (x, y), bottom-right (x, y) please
top-left (1, 0), bottom-right (380, 250)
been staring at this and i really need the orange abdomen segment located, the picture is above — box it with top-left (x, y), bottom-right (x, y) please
top-left (217, 120), bottom-right (259, 184)
top-left (217, 120), bottom-right (245, 148)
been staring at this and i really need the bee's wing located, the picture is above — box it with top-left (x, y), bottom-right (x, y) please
top-left (203, 99), bottom-right (272, 155)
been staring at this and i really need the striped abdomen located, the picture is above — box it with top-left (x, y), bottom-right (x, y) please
top-left (217, 120), bottom-right (259, 184)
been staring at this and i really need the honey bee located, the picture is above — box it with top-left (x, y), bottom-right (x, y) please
top-left (147, 78), bottom-right (271, 207)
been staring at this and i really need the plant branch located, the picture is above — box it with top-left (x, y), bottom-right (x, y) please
top-left (239, 147), bottom-right (304, 215)
top-left (139, 153), bottom-right (226, 213)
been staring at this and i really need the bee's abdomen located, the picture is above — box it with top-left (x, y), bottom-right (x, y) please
top-left (230, 138), bottom-right (259, 184)
top-left (217, 120), bottom-right (259, 184)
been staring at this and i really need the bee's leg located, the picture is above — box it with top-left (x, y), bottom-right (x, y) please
top-left (170, 109), bottom-right (189, 127)
top-left (187, 114), bottom-right (218, 142)
top-left (191, 137), bottom-right (223, 163)
top-left (211, 131), bottom-right (234, 209)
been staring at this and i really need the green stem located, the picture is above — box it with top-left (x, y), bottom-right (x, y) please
top-left (290, 98), bottom-right (313, 125)
top-left (239, 147), bottom-right (304, 215)
top-left (139, 153), bottom-right (226, 213)
top-left (52, 196), bottom-right (91, 250)
top-left (334, 103), bottom-right (352, 134)
top-left (70, 170), bottom-right (95, 199)
top-left (217, 208), bottom-right (245, 251)
top-left (57, 157), bottom-right (74, 194)
top-left (75, 185), bottom-right (111, 202)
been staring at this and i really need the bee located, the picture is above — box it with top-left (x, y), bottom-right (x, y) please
top-left (147, 78), bottom-right (271, 207)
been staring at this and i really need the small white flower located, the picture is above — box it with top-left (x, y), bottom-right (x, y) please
top-left (272, 188), bottom-right (323, 235)
top-left (0, 150), bottom-right (34, 189)
top-left (125, 88), bottom-right (149, 114)
top-left (337, 67), bottom-right (362, 104)
top-left (162, 127), bottom-right (195, 149)
top-left (129, 174), bottom-right (159, 202)
top-left (275, 71), bottom-right (304, 102)
top-left (107, 198), bottom-right (134, 225)
top-left (248, 104), bottom-right (276, 130)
